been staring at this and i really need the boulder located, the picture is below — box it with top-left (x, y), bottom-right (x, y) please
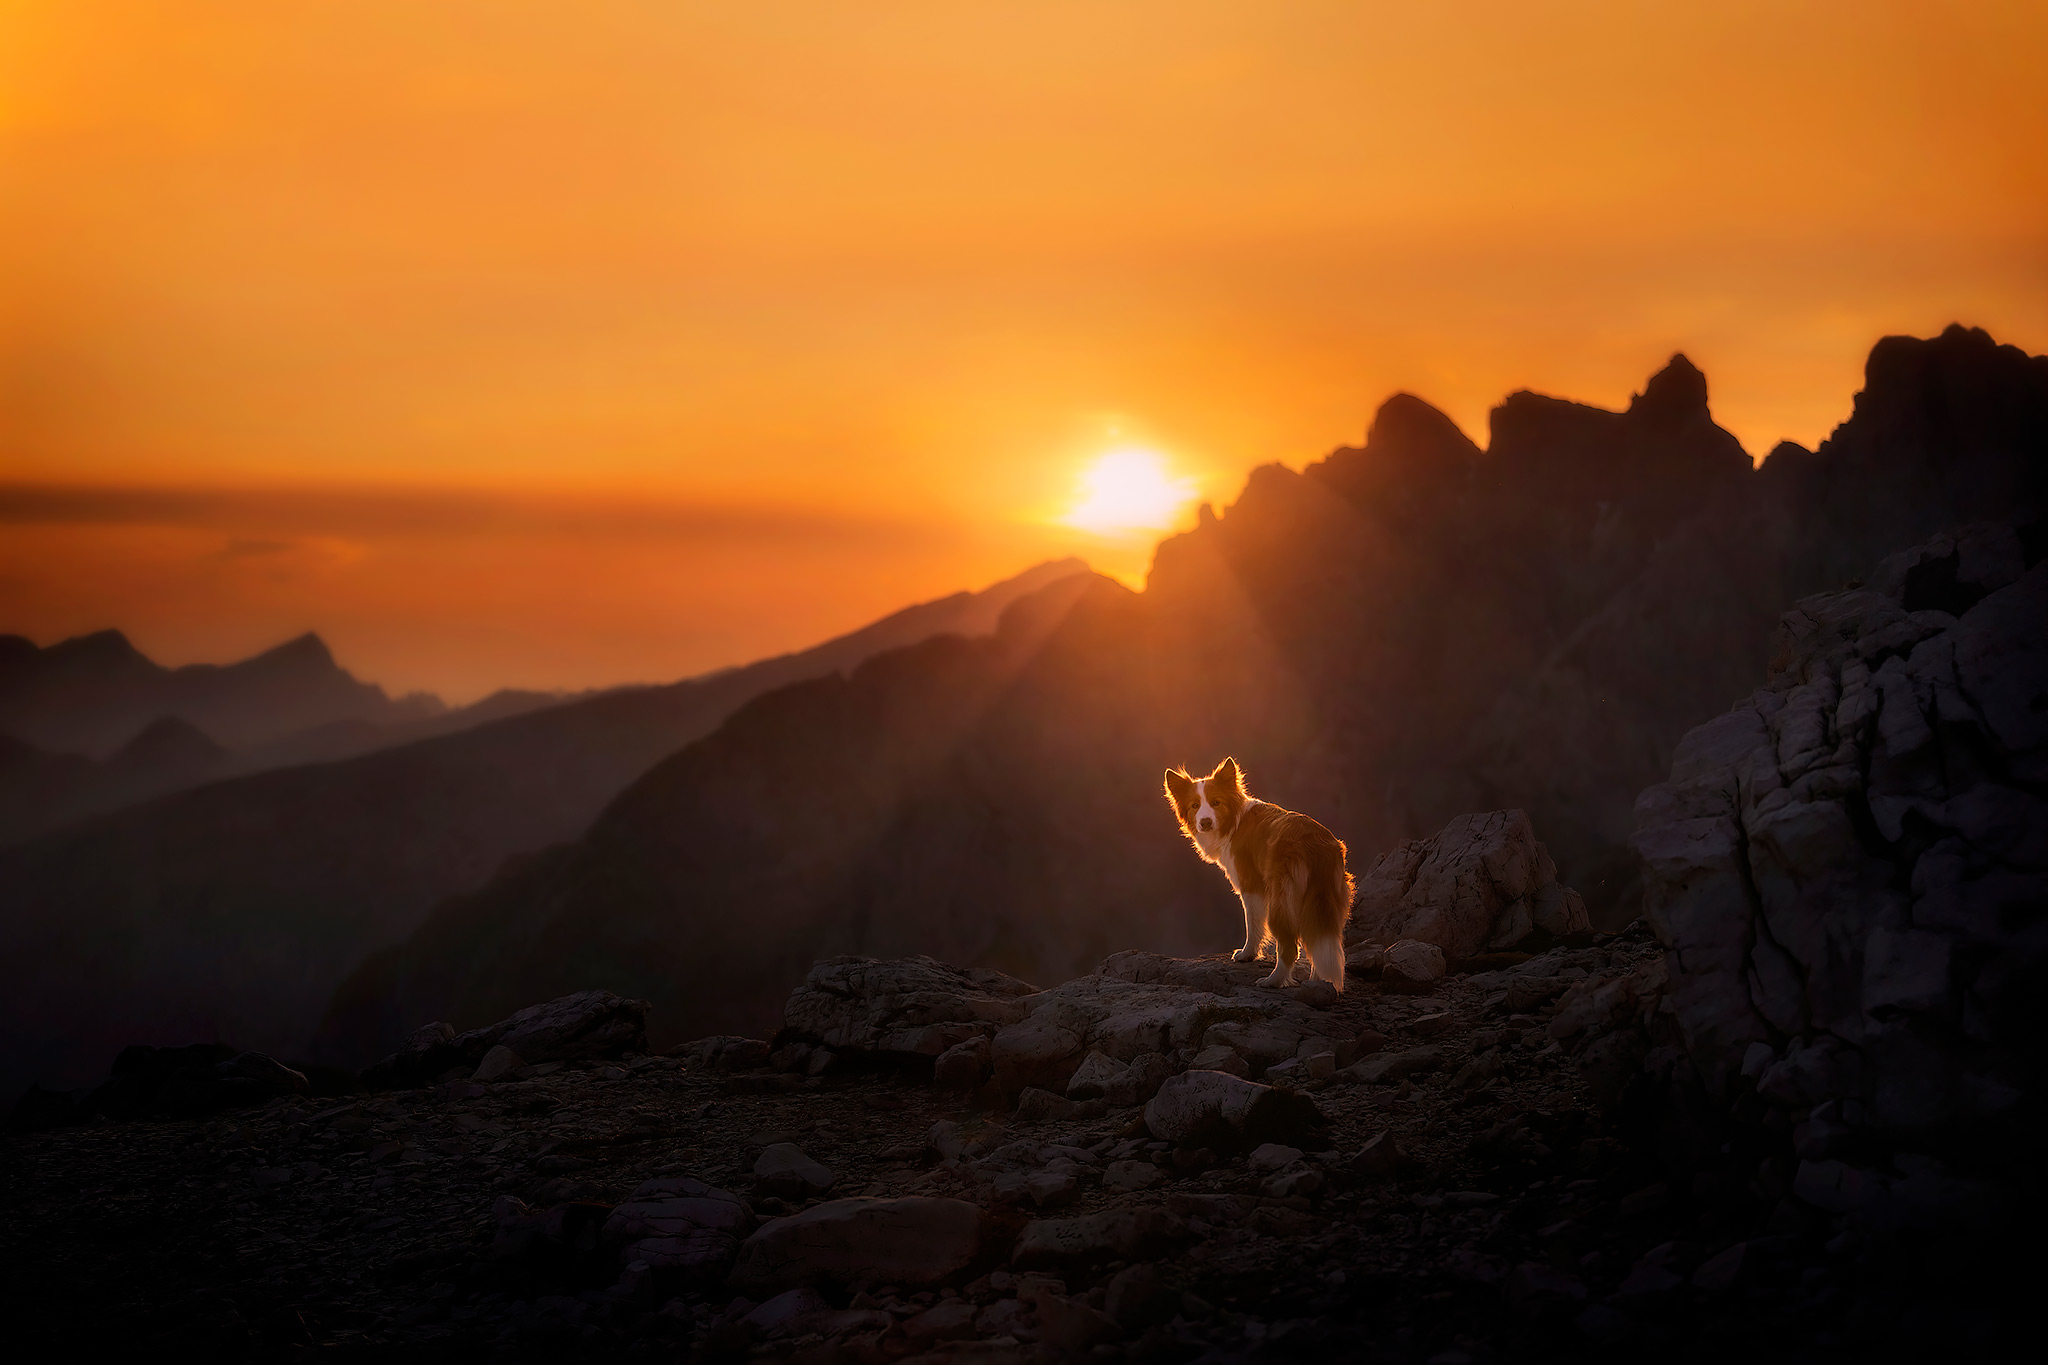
top-left (932, 1035), bottom-right (992, 1089)
top-left (743, 1287), bottom-right (834, 1338)
top-left (775, 949), bottom-right (1325, 1114)
top-left (1012, 1206), bottom-right (1190, 1267)
top-left (1383, 940), bottom-right (1446, 985)
top-left (1141, 1069), bottom-right (1323, 1149)
top-left (727, 1197), bottom-right (989, 1293)
top-left (1187, 1045), bottom-right (1248, 1078)
top-left (991, 1013), bottom-right (1087, 1095)
top-left (1351, 810), bottom-right (1588, 957)
top-left (366, 989), bottom-right (649, 1089)
top-left (1342, 1046), bottom-right (1442, 1085)
top-left (1037, 1292), bottom-right (1121, 1349)
top-left (780, 955), bottom-right (1038, 1059)
top-left (1104, 1262), bottom-right (1176, 1330)
top-left (1064, 1050), bottom-right (1129, 1100)
top-left (603, 1177), bottom-right (754, 1242)
top-left (472, 1045), bottom-right (524, 1082)
top-left (752, 1143), bottom-right (836, 1200)
top-left (680, 1036), bottom-right (770, 1073)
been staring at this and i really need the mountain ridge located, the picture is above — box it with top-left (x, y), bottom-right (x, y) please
top-left (0, 557), bottom-right (1095, 1091)
top-left (323, 326), bottom-right (2046, 1067)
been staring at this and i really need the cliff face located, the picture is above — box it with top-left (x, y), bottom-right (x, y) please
top-left (1630, 522), bottom-right (2046, 1223)
top-left (327, 327), bottom-right (2047, 1065)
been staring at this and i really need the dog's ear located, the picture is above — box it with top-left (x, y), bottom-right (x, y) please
top-left (1212, 756), bottom-right (1246, 795)
top-left (1163, 768), bottom-right (1195, 807)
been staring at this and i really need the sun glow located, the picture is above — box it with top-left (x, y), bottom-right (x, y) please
top-left (1060, 448), bottom-right (1199, 535)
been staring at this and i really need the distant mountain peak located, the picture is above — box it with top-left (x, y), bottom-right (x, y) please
top-left (112, 715), bottom-right (226, 769)
top-left (1629, 353), bottom-right (1710, 424)
top-left (1366, 393), bottom-right (1483, 464)
top-left (254, 633), bottom-right (338, 668)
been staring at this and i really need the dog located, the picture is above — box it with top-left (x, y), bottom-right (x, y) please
top-left (1164, 757), bottom-right (1353, 990)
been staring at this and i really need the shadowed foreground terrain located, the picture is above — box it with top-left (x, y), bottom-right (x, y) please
top-left (4, 937), bottom-right (2022, 1362)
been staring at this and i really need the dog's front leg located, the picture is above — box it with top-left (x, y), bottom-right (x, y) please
top-left (1232, 893), bottom-right (1269, 962)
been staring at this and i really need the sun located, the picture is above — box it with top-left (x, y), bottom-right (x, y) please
top-left (1059, 447), bottom-right (1199, 534)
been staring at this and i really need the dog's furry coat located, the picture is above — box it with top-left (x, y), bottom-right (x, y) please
top-left (1164, 758), bottom-right (1354, 990)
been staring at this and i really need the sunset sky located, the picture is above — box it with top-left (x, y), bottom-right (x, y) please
top-left (2, 1), bottom-right (2043, 701)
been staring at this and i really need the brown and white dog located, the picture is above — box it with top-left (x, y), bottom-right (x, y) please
top-left (1164, 758), bottom-right (1353, 990)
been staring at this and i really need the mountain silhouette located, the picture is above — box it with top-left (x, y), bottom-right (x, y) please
top-left (0, 559), bottom-right (1092, 1091)
top-left (0, 629), bottom-right (439, 760)
top-left (323, 326), bottom-right (2046, 1063)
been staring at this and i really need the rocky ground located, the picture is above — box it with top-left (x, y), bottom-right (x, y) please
top-left (4, 927), bottom-right (2022, 1361)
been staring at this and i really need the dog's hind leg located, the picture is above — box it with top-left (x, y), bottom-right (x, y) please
top-left (1231, 893), bottom-right (1269, 963)
top-left (1260, 936), bottom-right (1299, 988)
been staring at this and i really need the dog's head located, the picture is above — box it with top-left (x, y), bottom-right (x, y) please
top-left (1164, 757), bottom-right (1249, 851)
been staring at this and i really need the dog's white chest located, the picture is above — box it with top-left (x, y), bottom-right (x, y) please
top-left (1216, 838), bottom-right (1245, 892)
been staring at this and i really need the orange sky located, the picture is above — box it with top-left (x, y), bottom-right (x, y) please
top-left (2, 1), bottom-right (2044, 701)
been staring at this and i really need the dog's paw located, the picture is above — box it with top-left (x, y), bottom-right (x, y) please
top-left (1257, 972), bottom-right (1290, 988)
top-left (1232, 947), bottom-right (1259, 963)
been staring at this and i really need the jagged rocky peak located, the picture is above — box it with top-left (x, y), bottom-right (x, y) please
top-left (1311, 393), bottom-right (1482, 519)
top-left (1626, 353), bottom-right (1710, 426)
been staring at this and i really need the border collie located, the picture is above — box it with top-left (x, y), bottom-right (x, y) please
top-left (1164, 757), bottom-right (1353, 990)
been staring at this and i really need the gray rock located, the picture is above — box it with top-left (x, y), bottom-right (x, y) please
top-left (993, 1014), bottom-right (1087, 1095)
top-left (1383, 939), bottom-right (1446, 984)
top-left (406, 1021), bottom-right (455, 1050)
top-left (472, 1045), bottom-right (525, 1083)
top-left (1351, 809), bottom-right (1587, 957)
top-left (932, 1035), bottom-right (992, 1089)
top-left (1261, 1168), bottom-right (1322, 1199)
top-left (1104, 1051), bottom-right (1175, 1107)
top-left (1102, 1159), bottom-right (1163, 1191)
top-left (1065, 1050), bottom-right (1129, 1099)
top-left (1342, 1045), bottom-right (1443, 1084)
top-left (679, 1035), bottom-right (770, 1073)
top-left (1247, 1143), bottom-right (1302, 1173)
top-left (925, 1119), bottom-right (968, 1162)
top-left (489, 989), bottom-right (651, 1063)
top-left (1037, 1292), bottom-right (1120, 1349)
top-left (742, 1287), bottom-right (832, 1337)
top-left (728, 1196), bottom-right (989, 1293)
top-left (1142, 1069), bottom-right (1322, 1148)
top-left (1012, 1206), bottom-right (1190, 1267)
top-left (753, 1143), bottom-right (836, 1199)
top-left (368, 989), bottom-right (649, 1087)
top-left (781, 955), bottom-right (1038, 1060)
top-left (1024, 1171), bottom-right (1078, 1208)
top-left (1104, 1262), bottom-right (1175, 1330)
top-left (903, 1298), bottom-right (980, 1341)
top-left (1188, 1044), bottom-right (1248, 1077)
top-left (1349, 1131), bottom-right (1409, 1179)
top-left (1201, 1019), bottom-right (1304, 1068)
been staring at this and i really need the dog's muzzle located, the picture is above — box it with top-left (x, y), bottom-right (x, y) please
top-left (1198, 817), bottom-right (1214, 831)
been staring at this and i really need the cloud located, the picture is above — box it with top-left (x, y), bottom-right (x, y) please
top-left (0, 481), bottom-right (946, 549)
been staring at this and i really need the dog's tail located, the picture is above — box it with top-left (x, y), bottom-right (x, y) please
top-left (1302, 834), bottom-right (1354, 992)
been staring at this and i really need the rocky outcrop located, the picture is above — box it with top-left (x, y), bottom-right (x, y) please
top-left (776, 949), bottom-right (1357, 1099)
top-left (362, 989), bottom-right (650, 1089)
top-left (727, 1197), bottom-right (994, 1294)
top-left (1351, 809), bottom-right (1590, 958)
top-left (1631, 521), bottom-right (2046, 1228)
top-left (780, 956), bottom-right (1039, 1061)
